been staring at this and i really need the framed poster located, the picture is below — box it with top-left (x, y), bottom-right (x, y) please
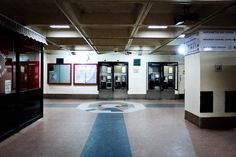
top-left (48, 63), bottom-right (72, 85)
top-left (74, 64), bottom-right (97, 85)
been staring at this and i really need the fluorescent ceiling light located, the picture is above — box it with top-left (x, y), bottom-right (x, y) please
top-left (148, 25), bottom-right (168, 29)
top-left (175, 21), bottom-right (184, 26)
top-left (50, 25), bottom-right (70, 29)
top-left (178, 34), bottom-right (185, 38)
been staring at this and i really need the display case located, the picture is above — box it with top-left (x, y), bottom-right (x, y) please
top-left (48, 63), bottom-right (72, 85)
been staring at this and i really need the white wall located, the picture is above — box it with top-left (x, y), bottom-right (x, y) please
top-left (44, 51), bottom-right (99, 94)
top-left (185, 53), bottom-right (201, 116)
top-left (44, 50), bottom-right (184, 95)
top-left (200, 52), bottom-right (236, 117)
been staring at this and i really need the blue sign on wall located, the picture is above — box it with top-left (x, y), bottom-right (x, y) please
top-left (133, 59), bottom-right (141, 66)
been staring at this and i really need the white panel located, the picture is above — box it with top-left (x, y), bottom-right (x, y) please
top-left (185, 53), bottom-right (201, 116)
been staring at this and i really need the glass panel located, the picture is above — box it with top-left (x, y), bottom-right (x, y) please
top-left (148, 63), bottom-right (160, 90)
top-left (48, 64), bottom-right (71, 84)
top-left (74, 64), bottom-right (97, 85)
top-left (19, 36), bottom-right (40, 91)
top-left (164, 65), bottom-right (175, 90)
top-left (0, 30), bottom-right (16, 95)
top-left (99, 65), bottom-right (112, 90)
top-left (114, 64), bottom-right (127, 90)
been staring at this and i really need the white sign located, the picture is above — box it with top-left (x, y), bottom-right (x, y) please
top-left (200, 31), bottom-right (236, 52)
top-left (5, 80), bottom-right (11, 94)
top-left (133, 67), bottom-right (139, 73)
top-left (185, 33), bottom-right (200, 54)
top-left (185, 30), bottom-right (236, 54)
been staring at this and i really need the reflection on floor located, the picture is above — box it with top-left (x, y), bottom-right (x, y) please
top-left (0, 99), bottom-right (235, 157)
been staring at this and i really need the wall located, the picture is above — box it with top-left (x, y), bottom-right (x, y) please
top-left (185, 53), bottom-right (201, 116)
top-left (44, 50), bottom-right (184, 95)
top-left (200, 52), bottom-right (236, 117)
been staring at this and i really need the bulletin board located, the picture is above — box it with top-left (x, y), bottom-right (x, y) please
top-left (74, 64), bottom-right (97, 85)
top-left (48, 63), bottom-right (72, 85)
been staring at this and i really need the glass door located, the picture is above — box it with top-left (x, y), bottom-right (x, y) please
top-left (98, 62), bottom-right (128, 99)
top-left (148, 63), bottom-right (161, 91)
top-left (147, 62), bottom-right (178, 99)
top-left (114, 63), bottom-right (128, 91)
top-left (99, 64), bottom-right (113, 90)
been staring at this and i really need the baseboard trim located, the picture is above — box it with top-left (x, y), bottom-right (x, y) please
top-left (44, 94), bottom-right (184, 100)
top-left (185, 110), bottom-right (236, 129)
top-left (128, 94), bottom-right (146, 99)
top-left (44, 94), bottom-right (99, 99)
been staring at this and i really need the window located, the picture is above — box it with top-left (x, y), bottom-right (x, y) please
top-left (0, 30), bottom-right (16, 95)
top-left (19, 36), bottom-right (40, 91)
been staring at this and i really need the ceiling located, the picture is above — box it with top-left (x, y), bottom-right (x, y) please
top-left (0, 0), bottom-right (236, 55)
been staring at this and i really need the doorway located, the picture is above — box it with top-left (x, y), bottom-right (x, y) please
top-left (147, 62), bottom-right (178, 99)
top-left (98, 62), bottom-right (128, 99)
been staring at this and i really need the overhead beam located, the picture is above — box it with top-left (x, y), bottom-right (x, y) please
top-left (124, 1), bottom-right (153, 51)
top-left (55, 0), bottom-right (98, 53)
top-left (150, 0), bottom-right (236, 54)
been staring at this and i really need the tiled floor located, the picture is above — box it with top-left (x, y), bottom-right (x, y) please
top-left (0, 99), bottom-right (235, 157)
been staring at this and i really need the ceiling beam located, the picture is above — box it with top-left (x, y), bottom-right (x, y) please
top-left (55, 0), bottom-right (98, 53)
top-left (124, 1), bottom-right (153, 51)
top-left (149, 0), bottom-right (236, 54)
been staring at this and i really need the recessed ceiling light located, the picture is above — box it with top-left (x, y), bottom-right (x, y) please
top-left (50, 25), bottom-right (70, 29)
top-left (178, 34), bottom-right (185, 38)
top-left (148, 25), bottom-right (168, 29)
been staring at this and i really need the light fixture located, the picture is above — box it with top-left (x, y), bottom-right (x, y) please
top-left (175, 21), bottom-right (185, 26)
top-left (50, 25), bottom-right (70, 29)
top-left (174, 6), bottom-right (199, 26)
top-left (178, 34), bottom-right (185, 38)
top-left (177, 44), bottom-right (188, 55)
top-left (148, 25), bottom-right (168, 29)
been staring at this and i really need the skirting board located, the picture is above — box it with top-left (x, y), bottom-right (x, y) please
top-left (44, 94), bottom-right (99, 99)
top-left (44, 94), bottom-right (183, 100)
top-left (185, 110), bottom-right (236, 129)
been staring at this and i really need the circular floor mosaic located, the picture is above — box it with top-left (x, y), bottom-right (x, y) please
top-left (77, 101), bottom-right (146, 113)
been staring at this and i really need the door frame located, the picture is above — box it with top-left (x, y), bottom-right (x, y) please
top-left (147, 62), bottom-right (178, 91)
top-left (98, 62), bottom-right (129, 92)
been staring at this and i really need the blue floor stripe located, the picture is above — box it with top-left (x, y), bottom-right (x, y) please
top-left (80, 113), bottom-right (132, 157)
top-left (144, 104), bottom-right (184, 108)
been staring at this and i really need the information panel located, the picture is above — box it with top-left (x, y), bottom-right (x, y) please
top-left (74, 64), bottom-right (97, 85)
top-left (185, 30), bottom-right (236, 55)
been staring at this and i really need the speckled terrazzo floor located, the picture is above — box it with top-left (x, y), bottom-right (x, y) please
top-left (0, 99), bottom-right (235, 157)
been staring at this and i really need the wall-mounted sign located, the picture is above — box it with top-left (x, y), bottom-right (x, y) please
top-left (185, 33), bottom-right (200, 55)
top-left (185, 30), bottom-right (236, 54)
top-left (200, 31), bottom-right (236, 52)
top-left (5, 80), bottom-right (11, 94)
top-left (133, 59), bottom-right (141, 66)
